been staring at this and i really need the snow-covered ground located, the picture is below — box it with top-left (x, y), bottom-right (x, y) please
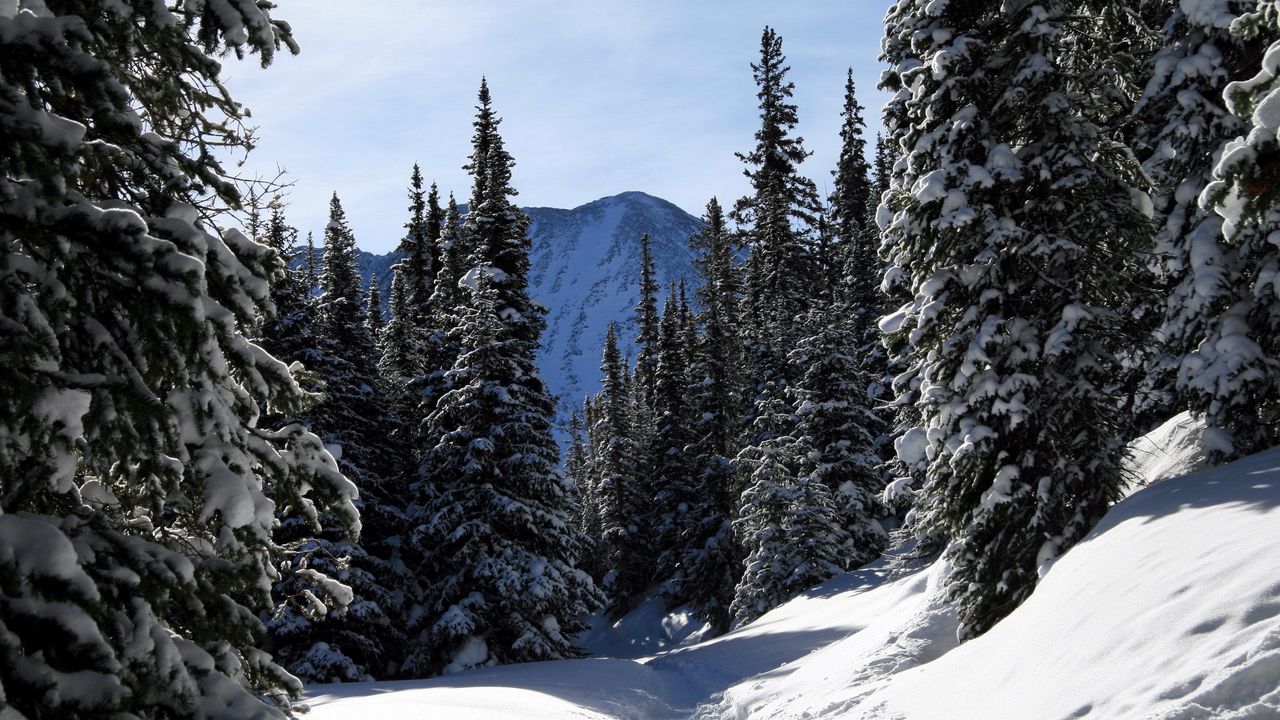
top-left (304, 414), bottom-right (1280, 719)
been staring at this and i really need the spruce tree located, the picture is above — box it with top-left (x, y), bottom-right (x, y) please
top-left (650, 288), bottom-right (698, 582)
top-left (591, 323), bottom-right (648, 607)
top-left (880, 0), bottom-right (1156, 638)
top-left (673, 199), bottom-right (743, 631)
top-left (734, 26), bottom-right (823, 374)
top-left (730, 385), bottom-right (849, 627)
top-left (400, 164), bottom-right (436, 315)
top-left (1158, 3), bottom-right (1280, 460)
top-left (379, 266), bottom-right (416, 394)
top-left (0, 4), bottom-right (360, 716)
top-left (365, 276), bottom-right (385, 340)
top-left (408, 81), bottom-right (602, 675)
top-left (634, 232), bottom-right (662, 405)
top-left (830, 69), bottom-right (875, 300)
top-left (303, 230), bottom-right (320, 295)
top-left (269, 194), bottom-right (409, 682)
top-left (789, 310), bottom-right (887, 568)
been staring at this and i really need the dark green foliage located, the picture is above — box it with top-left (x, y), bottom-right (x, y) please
top-left (880, 0), bottom-right (1155, 638)
top-left (407, 81), bottom-right (602, 676)
top-left (0, 3), bottom-right (359, 716)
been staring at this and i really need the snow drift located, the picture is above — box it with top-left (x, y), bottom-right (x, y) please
top-left (305, 415), bottom-right (1280, 719)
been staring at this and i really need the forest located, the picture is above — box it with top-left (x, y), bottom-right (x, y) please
top-left (1, 1), bottom-right (1278, 718)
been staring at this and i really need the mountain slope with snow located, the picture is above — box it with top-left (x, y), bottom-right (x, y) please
top-left (304, 415), bottom-right (1280, 719)
top-left (345, 191), bottom-right (702, 433)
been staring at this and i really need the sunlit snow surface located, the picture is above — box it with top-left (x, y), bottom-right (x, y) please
top-left (305, 415), bottom-right (1280, 719)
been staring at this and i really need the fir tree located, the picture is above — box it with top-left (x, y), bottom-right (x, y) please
top-left (650, 288), bottom-right (698, 582)
top-left (408, 82), bottom-right (602, 675)
top-left (0, 4), bottom-right (359, 716)
top-left (366, 276), bottom-right (385, 341)
top-left (400, 164), bottom-right (436, 315)
top-left (634, 232), bottom-right (662, 405)
top-left (270, 194), bottom-right (409, 682)
top-left (379, 266), bottom-right (416, 392)
top-left (303, 230), bottom-right (320, 295)
top-left (880, 0), bottom-right (1156, 638)
top-left (789, 310), bottom-right (887, 568)
top-left (829, 69), bottom-right (874, 299)
top-left (591, 323), bottom-right (648, 606)
top-left (730, 385), bottom-right (849, 627)
top-left (673, 199), bottom-right (744, 630)
top-left (1157, 2), bottom-right (1280, 460)
top-left (734, 26), bottom-right (823, 368)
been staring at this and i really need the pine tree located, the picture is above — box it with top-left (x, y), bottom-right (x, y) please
top-left (1154, 2), bottom-right (1280, 460)
top-left (880, 0), bottom-right (1155, 638)
top-left (789, 310), bottom-right (887, 568)
top-left (270, 193), bottom-right (409, 682)
top-left (650, 288), bottom-right (698, 582)
top-left (673, 198), bottom-right (743, 631)
top-left (0, 4), bottom-right (360, 716)
top-left (408, 82), bottom-right (602, 675)
top-left (734, 26), bottom-right (823, 372)
top-left (366, 276), bottom-right (385, 341)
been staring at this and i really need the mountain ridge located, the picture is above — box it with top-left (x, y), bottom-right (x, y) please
top-left (328, 191), bottom-right (703, 438)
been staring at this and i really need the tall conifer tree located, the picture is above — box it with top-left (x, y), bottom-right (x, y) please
top-left (880, 0), bottom-right (1155, 637)
top-left (0, 4), bottom-right (359, 715)
top-left (408, 81), bottom-right (602, 675)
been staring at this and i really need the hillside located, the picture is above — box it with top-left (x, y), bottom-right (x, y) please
top-left (303, 415), bottom-right (1280, 718)
top-left (334, 191), bottom-right (702, 434)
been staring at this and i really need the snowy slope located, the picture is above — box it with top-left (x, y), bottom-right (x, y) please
top-left (339, 191), bottom-right (702, 435)
top-left (305, 415), bottom-right (1280, 719)
top-left (524, 192), bottom-right (702, 429)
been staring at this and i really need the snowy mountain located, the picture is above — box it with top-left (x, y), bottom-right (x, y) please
top-left (304, 414), bottom-right (1280, 718)
top-left (344, 191), bottom-right (703, 435)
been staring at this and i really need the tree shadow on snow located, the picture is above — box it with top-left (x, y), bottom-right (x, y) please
top-left (1098, 447), bottom-right (1280, 532)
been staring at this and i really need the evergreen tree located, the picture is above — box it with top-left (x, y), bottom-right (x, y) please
top-left (634, 232), bottom-right (662, 404)
top-left (0, 4), bottom-right (360, 716)
top-left (880, 0), bottom-right (1155, 638)
top-left (412, 193), bottom-right (467, 444)
top-left (829, 69), bottom-right (875, 299)
top-left (379, 266), bottom-right (416, 392)
top-left (734, 26), bottom-right (823, 374)
top-left (673, 199), bottom-right (743, 630)
top-left (591, 324), bottom-right (649, 607)
top-left (408, 82), bottom-right (602, 675)
top-left (650, 288), bottom-right (698, 582)
top-left (303, 230), bottom-right (320, 294)
top-left (1152, 2), bottom-right (1280, 460)
top-left (269, 194), bottom-right (409, 682)
top-left (259, 202), bottom-right (312, 360)
top-left (410, 275), bottom-right (601, 674)
top-left (400, 164), bottom-right (436, 315)
top-left (366, 276), bottom-right (385, 341)
top-left (789, 310), bottom-right (887, 568)
top-left (729, 385), bottom-right (849, 627)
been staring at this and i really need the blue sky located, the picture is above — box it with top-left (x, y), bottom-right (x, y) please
top-left (225, 1), bottom-right (892, 254)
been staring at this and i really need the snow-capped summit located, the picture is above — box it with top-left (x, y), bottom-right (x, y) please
top-left (349, 191), bottom-right (703, 436)
top-left (524, 191), bottom-right (703, 430)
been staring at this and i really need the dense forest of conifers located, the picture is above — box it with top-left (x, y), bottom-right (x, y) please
top-left (0, 2), bottom-right (1277, 718)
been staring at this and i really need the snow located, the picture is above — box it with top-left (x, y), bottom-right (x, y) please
top-left (303, 414), bottom-right (1280, 718)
